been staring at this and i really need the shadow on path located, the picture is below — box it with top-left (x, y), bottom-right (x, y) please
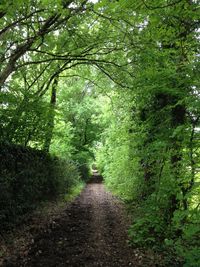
top-left (3, 173), bottom-right (140, 267)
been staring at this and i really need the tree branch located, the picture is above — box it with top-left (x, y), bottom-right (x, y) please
top-left (142, 0), bottom-right (183, 10)
top-left (0, 9), bottom-right (45, 37)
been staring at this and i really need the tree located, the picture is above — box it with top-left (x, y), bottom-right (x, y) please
top-left (0, 0), bottom-right (199, 264)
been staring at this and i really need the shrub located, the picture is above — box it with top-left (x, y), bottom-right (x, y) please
top-left (0, 143), bottom-right (81, 230)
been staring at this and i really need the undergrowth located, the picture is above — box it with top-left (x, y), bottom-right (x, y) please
top-left (0, 143), bottom-right (82, 231)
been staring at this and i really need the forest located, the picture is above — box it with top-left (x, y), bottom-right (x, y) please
top-left (0, 0), bottom-right (200, 266)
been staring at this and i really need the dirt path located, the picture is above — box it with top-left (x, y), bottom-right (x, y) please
top-left (2, 175), bottom-right (144, 267)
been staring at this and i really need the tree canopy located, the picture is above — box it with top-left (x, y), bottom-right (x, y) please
top-left (0, 0), bottom-right (200, 266)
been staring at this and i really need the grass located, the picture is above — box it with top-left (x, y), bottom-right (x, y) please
top-left (64, 182), bottom-right (85, 202)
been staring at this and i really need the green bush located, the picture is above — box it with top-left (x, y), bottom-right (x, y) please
top-left (128, 197), bottom-right (200, 266)
top-left (0, 143), bottom-right (81, 230)
top-left (171, 210), bottom-right (200, 267)
top-left (73, 151), bottom-right (92, 182)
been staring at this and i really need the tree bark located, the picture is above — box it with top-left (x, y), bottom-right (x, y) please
top-left (43, 77), bottom-right (58, 152)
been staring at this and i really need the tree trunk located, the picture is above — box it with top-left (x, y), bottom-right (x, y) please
top-left (43, 77), bottom-right (58, 152)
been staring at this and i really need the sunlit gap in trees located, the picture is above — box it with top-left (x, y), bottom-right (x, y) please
top-left (69, 0), bottom-right (98, 8)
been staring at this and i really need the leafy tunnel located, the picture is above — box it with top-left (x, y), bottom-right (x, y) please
top-left (0, 0), bottom-right (200, 266)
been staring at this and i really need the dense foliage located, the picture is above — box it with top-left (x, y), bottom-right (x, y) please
top-left (0, 143), bottom-right (81, 230)
top-left (0, 0), bottom-right (199, 265)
